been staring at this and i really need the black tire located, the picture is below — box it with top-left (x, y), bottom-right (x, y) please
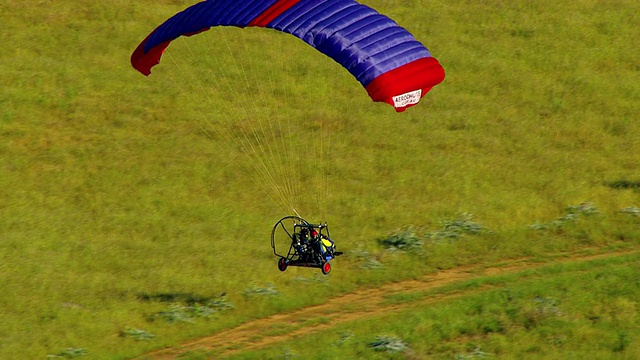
top-left (278, 257), bottom-right (288, 272)
top-left (321, 261), bottom-right (331, 275)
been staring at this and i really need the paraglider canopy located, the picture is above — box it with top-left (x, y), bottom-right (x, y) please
top-left (131, 0), bottom-right (445, 111)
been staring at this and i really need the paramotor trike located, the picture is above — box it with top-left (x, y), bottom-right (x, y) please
top-left (271, 216), bottom-right (342, 275)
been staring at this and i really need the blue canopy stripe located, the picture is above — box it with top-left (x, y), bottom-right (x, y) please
top-left (131, 0), bottom-right (444, 111)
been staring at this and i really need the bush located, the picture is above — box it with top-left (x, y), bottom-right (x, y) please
top-left (368, 335), bottom-right (409, 353)
top-left (424, 213), bottom-right (486, 243)
top-left (378, 228), bottom-right (423, 251)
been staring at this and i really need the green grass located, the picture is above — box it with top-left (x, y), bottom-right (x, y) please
top-left (224, 254), bottom-right (640, 359)
top-left (1, 0), bottom-right (639, 358)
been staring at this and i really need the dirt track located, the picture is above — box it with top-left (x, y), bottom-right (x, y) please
top-left (139, 249), bottom-right (637, 359)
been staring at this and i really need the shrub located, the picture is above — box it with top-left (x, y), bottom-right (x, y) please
top-left (427, 213), bottom-right (486, 243)
top-left (46, 348), bottom-right (88, 359)
top-left (151, 295), bottom-right (234, 323)
top-left (621, 207), bottom-right (640, 217)
top-left (378, 228), bottom-right (423, 251)
top-left (530, 202), bottom-right (600, 230)
top-left (243, 283), bottom-right (279, 297)
top-left (368, 335), bottom-right (409, 353)
top-left (121, 328), bottom-right (155, 341)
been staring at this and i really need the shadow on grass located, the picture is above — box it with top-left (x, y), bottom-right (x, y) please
top-left (606, 180), bottom-right (640, 190)
top-left (137, 292), bottom-right (225, 305)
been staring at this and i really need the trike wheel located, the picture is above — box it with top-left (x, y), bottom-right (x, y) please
top-left (277, 257), bottom-right (288, 272)
top-left (321, 261), bottom-right (331, 275)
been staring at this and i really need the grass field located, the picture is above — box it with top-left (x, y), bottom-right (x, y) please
top-left (217, 251), bottom-right (640, 360)
top-left (1, 0), bottom-right (639, 358)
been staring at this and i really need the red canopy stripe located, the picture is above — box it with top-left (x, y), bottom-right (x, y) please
top-left (365, 57), bottom-right (445, 112)
top-left (249, 0), bottom-right (302, 27)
